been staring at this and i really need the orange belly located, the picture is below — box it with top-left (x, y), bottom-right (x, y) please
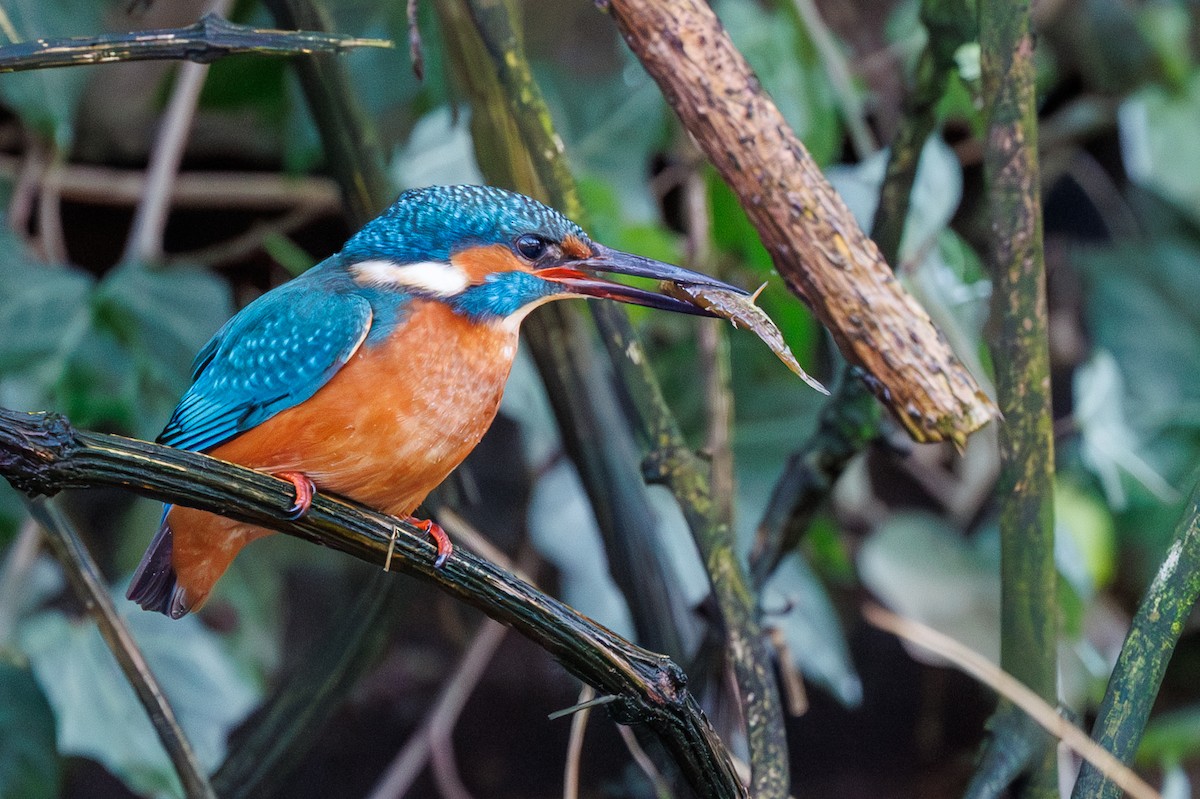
top-left (168, 300), bottom-right (519, 612)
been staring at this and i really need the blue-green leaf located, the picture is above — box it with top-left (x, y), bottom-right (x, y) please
top-left (0, 656), bottom-right (59, 799)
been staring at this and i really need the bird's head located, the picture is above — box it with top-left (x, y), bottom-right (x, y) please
top-left (339, 185), bottom-right (745, 326)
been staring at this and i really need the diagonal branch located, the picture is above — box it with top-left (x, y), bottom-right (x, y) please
top-left (604, 0), bottom-right (996, 446)
top-left (27, 500), bottom-right (217, 799)
top-left (0, 407), bottom-right (744, 799)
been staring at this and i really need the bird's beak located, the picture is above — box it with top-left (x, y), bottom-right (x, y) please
top-left (536, 243), bottom-right (748, 316)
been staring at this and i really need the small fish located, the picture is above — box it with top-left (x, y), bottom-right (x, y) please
top-left (663, 281), bottom-right (829, 395)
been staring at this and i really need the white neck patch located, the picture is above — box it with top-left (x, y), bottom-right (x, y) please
top-left (351, 259), bottom-right (470, 297)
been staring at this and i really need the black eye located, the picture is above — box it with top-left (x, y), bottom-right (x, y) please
top-left (515, 234), bottom-right (547, 260)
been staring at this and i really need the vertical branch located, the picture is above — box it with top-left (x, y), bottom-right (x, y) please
top-left (263, 0), bottom-right (392, 224)
top-left (980, 0), bottom-right (1058, 794)
top-left (1071, 483), bottom-right (1200, 799)
top-left (447, 0), bottom-right (701, 659)
top-left (27, 500), bottom-right (217, 799)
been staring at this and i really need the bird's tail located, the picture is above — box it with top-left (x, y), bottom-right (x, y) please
top-left (126, 507), bottom-right (190, 618)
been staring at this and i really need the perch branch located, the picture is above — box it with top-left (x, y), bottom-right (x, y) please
top-left (0, 408), bottom-right (743, 799)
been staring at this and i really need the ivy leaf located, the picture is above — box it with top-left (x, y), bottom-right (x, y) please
top-left (0, 656), bottom-right (59, 799)
top-left (0, 0), bottom-right (106, 148)
top-left (20, 604), bottom-right (259, 799)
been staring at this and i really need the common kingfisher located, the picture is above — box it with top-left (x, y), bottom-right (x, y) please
top-left (126, 185), bottom-right (745, 618)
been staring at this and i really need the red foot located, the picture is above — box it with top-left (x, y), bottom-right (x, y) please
top-left (403, 515), bottom-right (453, 568)
top-left (275, 471), bottom-right (316, 519)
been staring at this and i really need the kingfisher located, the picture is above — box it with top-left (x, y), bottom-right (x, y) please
top-left (127, 185), bottom-right (746, 618)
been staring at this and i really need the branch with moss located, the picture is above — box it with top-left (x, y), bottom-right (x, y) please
top-left (0, 407), bottom-right (746, 799)
top-left (445, 0), bottom-right (702, 659)
top-left (968, 0), bottom-right (1058, 796)
top-left (451, 2), bottom-right (793, 794)
top-left (0, 13), bottom-right (387, 73)
top-left (1071, 482), bottom-right (1200, 799)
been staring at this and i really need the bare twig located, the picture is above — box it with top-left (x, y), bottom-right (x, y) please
top-left (864, 603), bottom-right (1161, 799)
top-left (26, 499), bottom-right (216, 799)
top-left (124, 0), bottom-right (234, 264)
top-left (618, 725), bottom-right (675, 799)
top-left (0, 517), bottom-right (41, 646)
top-left (36, 148), bottom-right (67, 263)
top-left (0, 154), bottom-right (341, 211)
top-left (562, 684), bottom-right (594, 799)
top-left (606, 0), bottom-right (996, 445)
top-left (977, 0), bottom-right (1058, 793)
top-left (368, 541), bottom-right (526, 799)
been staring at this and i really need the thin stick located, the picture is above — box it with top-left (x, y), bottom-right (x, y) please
top-left (36, 149), bottom-right (67, 263)
top-left (562, 685), bottom-right (594, 799)
top-left (27, 499), bottom-right (217, 799)
top-left (863, 603), bottom-right (1161, 799)
top-left (0, 154), bottom-right (341, 211)
top-left (0, 516), bottom-right (41, 645)
top-left (367, 618), bottom-right (508, 799)
top-left (124, 0), bottom-right (234, 264)
top-left (618, 726), bottom-right (675, 798)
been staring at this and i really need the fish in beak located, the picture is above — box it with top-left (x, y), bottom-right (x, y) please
top-left (537, 243), bottom-right (748, 316)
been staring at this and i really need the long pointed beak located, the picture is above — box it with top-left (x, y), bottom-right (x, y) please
top-left (537, 243), bottom-right (748, 316)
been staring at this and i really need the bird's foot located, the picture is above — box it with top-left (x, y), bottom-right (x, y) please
top-left (275, 471), bottom-right (316, 519)
top-left (393, 515), bottom-right (453, 570)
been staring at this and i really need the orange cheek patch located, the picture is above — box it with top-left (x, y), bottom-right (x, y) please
top-left (561, 235), bottom-right (591, 260)
top-left (451, 244), bottom-right (528, 283)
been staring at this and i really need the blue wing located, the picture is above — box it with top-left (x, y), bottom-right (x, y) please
top-left (158, 279), bottom-right (374, 452)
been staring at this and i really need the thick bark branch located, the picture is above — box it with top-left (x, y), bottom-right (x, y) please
top-left (604, 0), bottom-right (996, 446)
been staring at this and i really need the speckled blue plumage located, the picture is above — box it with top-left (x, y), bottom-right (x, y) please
top-left (341, 185), bottom-right (589, 264)
top-left (157, 186), bottom-right (579, 455)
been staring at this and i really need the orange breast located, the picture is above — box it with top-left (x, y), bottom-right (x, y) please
top-left (165, 296), bottom-right (522, 614)
top-left (212, 300), bottom-right (520, 515)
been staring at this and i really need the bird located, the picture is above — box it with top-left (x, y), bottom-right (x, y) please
top-left (127, 184), bottom-right (746, 619)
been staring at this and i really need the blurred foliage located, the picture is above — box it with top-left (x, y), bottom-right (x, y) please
top-left (0, 0), bottom-right (1197, 796)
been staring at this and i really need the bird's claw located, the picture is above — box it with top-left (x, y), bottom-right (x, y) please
top-left (276, 471), bottom-right (316, 519)
top-left (397, 515), bottom-right (453, 569)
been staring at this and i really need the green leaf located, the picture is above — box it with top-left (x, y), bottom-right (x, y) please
top-left (1119, 70), bottom-right (1200, 228)
top-left (0, 656), bottom-right (59, 799)
top-left (716, 0), bottom-right (841, 165)
top-left (0, 0), bottom-right (106, 147)
top-left (390, 106), bottom-right (484, 189)
top-left (763, 553), bottom-right (861, 706)
top-left (858, 512), bottom-right (1001, 664)
top-left (19, 604), bottom-right (259, 799)
top-left (1137, 706), bottom-right (1200, 766)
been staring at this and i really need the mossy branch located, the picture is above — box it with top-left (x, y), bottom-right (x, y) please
top-left (1072, 482), bottom-right (1200, 799)
top-left (0, 407), bottom-right (744, 799)
top-left (973, 0), bottom-right (1058, 796)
